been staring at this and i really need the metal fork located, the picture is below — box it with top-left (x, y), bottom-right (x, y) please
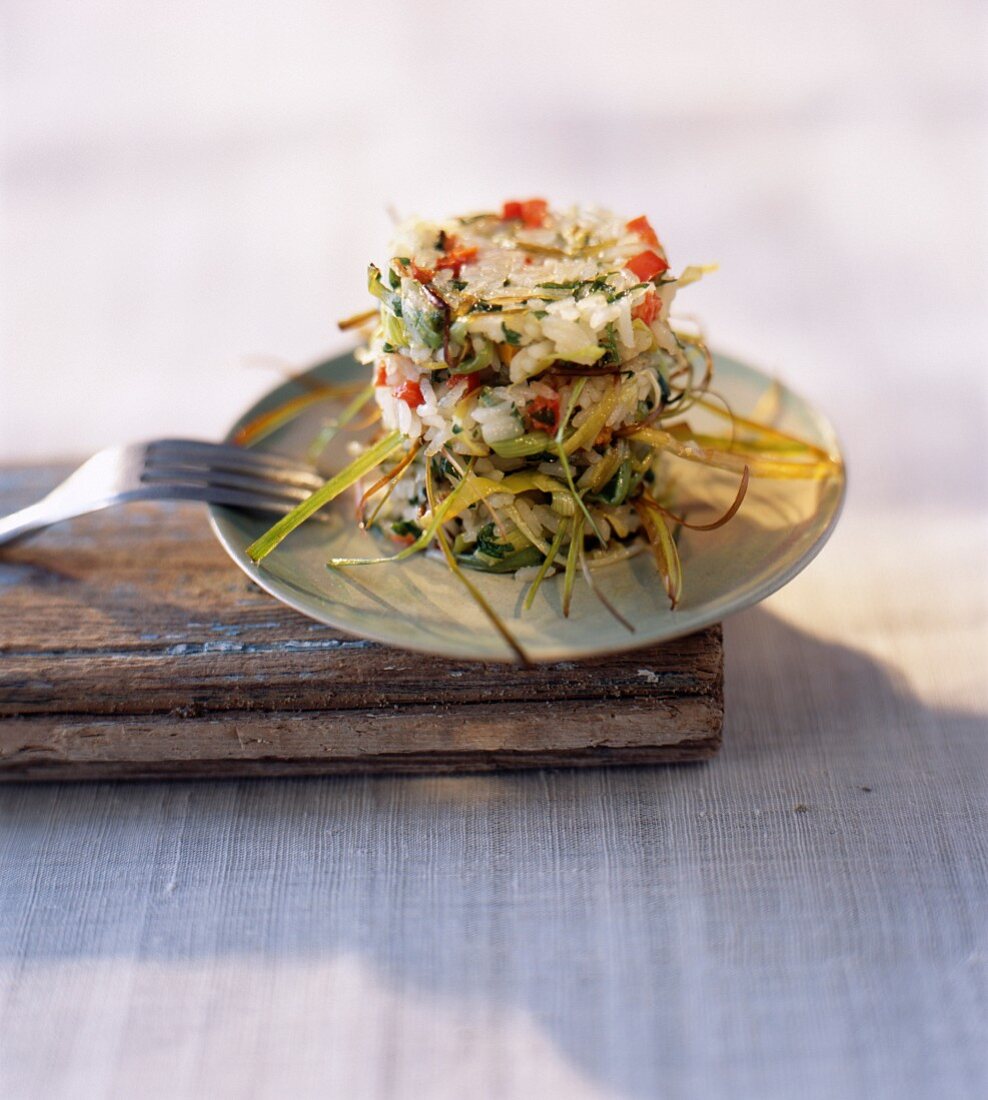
top-left (0, 439), bottom-right (325, 547)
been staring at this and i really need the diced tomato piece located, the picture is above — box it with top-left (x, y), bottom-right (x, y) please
top-left (411, 263), bottom-right (434, 283)
top-left (631, 291), bottom-right (661, 325)
top-left (375, 365), bottom-right (388, 386)
top-left (503, 198), bottom-right (549, 226)
top-left (524, 394), bottom-right (560, 435)
top-left (626, 215), bottom-right (660, 249)
top-left (435, 246), bottom-right (478, 276)
top-left (520, 199), bottom-right (548, 228)
top-left (625, 250), bottom-right (669, 282)
top-left (462, 372), bottom-right (483, 395)
top-left (394, 380), bottom-right (424, 408)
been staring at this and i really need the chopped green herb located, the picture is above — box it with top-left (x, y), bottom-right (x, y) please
top-left (501, 323), bottom-right (522, 345)
top-left (600, 322), bottom-right (620, 365)
top-left (391, 520), bottom-right (422, 539)
top-left (532, 309), bottom-right (548, 319)
top-left (606, 281), bottom-right (649, 303)
top-left (581, 275), bottom-right (612, 299)
top-left (430, 454), bottom-right (456, 480)
top-left (450, 278), bottom-right (467, 291)
top-left (476, 522), bottom-right (511, 559)
top-left (536, 275), bottom-right (612, 300)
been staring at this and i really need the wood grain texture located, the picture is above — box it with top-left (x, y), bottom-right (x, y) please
top-left (0, 465), bottom-right (723, 779)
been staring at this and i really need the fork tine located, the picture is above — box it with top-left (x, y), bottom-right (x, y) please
top-left (140, 465), bottom-right (318, 503)
top-left (146, 459), bottom-right (323, 494)
top-left (147, 439), bottom-right (323, 482)
top-left (147, 439), bottom-right (317, 475)
top-left (144, 442), bottom-right (324, 492)
top-left (134, 484), bottom-right (328, 517)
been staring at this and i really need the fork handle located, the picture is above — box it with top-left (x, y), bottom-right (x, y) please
top-left (0, 485), bottom-right (306, 550)
top-left (0, 498), bottom-right (113, 548)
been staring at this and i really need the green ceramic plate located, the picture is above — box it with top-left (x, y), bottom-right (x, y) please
top-left (210, 351), bottom-right (845, 662)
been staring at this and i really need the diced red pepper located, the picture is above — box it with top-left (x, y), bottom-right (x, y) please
top-left (625, 250), bottom-right (669, 282)
top-left (394, 380), bottom-right (424, 409)
top-left (626, 215), bottom-right (660, 249)
top-left (411, 263), bottom-right (434, 283)
top-left (631, 291), bottom-right (661, 325)
top-left (435, 246), bottom-right (478, 276)
top-left (520, 199), bottom-right (548, 228)
top-left (524, 394), bottom-right (560, 435)
top-left (462, 372), bottom-right (483, 395)
top-left (502, 198), bottom-right (549, 228)
top-left (375, 365), bottom-right (388, 386)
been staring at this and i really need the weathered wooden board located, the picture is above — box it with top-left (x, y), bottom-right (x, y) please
top-left (0, 465), bottom-right (723, 779)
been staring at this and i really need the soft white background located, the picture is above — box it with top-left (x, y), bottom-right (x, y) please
top-left (2, 0), bottom-right (985, 510)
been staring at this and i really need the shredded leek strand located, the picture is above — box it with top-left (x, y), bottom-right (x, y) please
top-left (634, 492), bottom-right (683, 608)
top-left (247, 430), bottom-right (403, 562)
top-left (562, 513), bottom-right (585, 617)
top-left (524, 519), bottom-right (569, 611)
top-left (425, 461), bottom-right (530, 665)
top-left (306, 384), bottom-right (375, 463)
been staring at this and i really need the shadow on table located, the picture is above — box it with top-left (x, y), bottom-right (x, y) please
top-left (1, 607), bottom-right (985, 1099)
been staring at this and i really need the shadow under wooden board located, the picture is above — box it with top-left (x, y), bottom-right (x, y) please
top-left (0, 466), bottom-right (723, 780)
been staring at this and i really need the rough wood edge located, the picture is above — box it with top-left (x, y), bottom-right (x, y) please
top-left (0, 625), bottom-right (725, 717)
top-left (0, 692), bottom-right (724, 781)
top-left (0, 741), bottom-right (722, 781)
